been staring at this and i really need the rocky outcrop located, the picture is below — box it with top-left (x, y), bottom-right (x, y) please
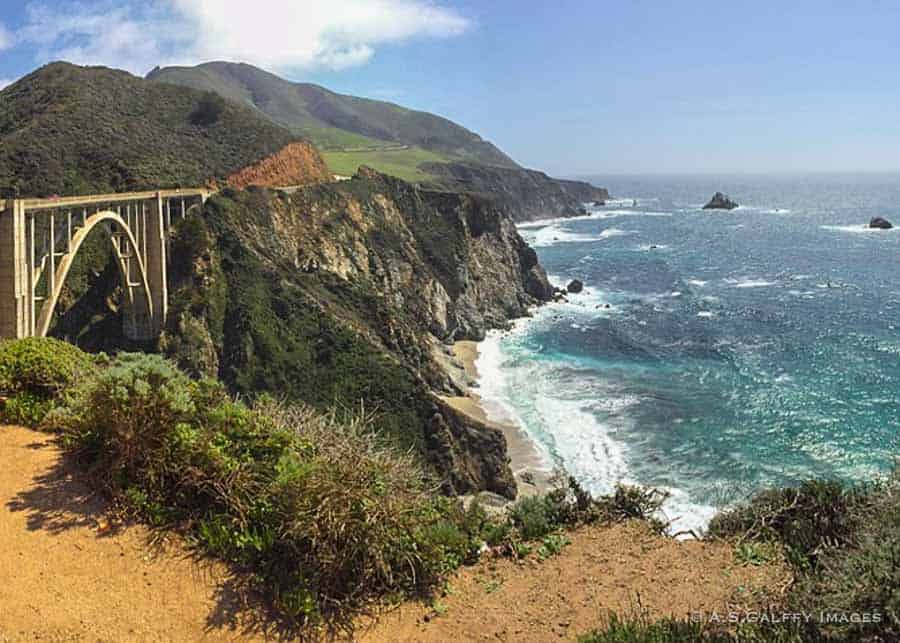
top-left (567, 279), bottom-right (584, 294)
top-left (158, 167), bottom-right (552, 498)
top-left (421, 161), bottom-right (609, 222)
top-left (703, 192), bottom-right (739, 210)
top-left (426, 398), bottom-right (516, 498)
top-left (226, 142), bottom-right (331, 189)
top-left (869, 217), bottom-right (893, 229)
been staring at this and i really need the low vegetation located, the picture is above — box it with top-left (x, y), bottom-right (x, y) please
top-left (579, 476), bottom-right (900, 641)
top-left (0, 338), bottom-right (676, 630)
top-left (0, 337), bottom-right (98, 424)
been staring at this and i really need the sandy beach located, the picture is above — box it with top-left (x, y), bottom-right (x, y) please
top-left (441, 340), bottom-right (554, 497)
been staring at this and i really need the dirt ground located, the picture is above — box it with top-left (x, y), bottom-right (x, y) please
top-left (358, 521), bottom-right (786, 642)
top-left (0, 424), bottom-right (786, 642)
top-left (0, 424), bottom-right (272, 642)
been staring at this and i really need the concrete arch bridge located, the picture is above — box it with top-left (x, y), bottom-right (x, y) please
top-left (0, 189), bottom-right (209, 341)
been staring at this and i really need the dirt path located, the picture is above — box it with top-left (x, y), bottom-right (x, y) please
top-left (359, 522), bottom-right (786, 642)
top-left (0, 424), bottom-right (268, 642)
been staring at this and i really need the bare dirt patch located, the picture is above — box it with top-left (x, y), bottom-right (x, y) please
top-left (360, 521), bottom-right (787, 642)
top-left (0, 425), bottom-right (268, 642)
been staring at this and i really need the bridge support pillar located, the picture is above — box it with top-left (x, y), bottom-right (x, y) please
top-left (0, 201), bottom-right (28, 339)
top-left (146, 194), bottom-right (168, 337)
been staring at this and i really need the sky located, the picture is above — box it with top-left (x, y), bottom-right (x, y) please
top-left (1, 0), bottom-right (900, 175)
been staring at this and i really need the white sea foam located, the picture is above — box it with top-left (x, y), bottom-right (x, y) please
top-left (687, 279), bottom-right (708, 287)
top-left (517, 210), bottom-right (670, 230)
top-left (525, 225), bottom-right (633, 248)
top-left (696, 311), bottom-right (716, 318)
top-left (821, 224), bottom-right (898, 234)
top-left (474, 316), bottom-right (729, 536)
top-left (726, 278), bottom-right (777, 288)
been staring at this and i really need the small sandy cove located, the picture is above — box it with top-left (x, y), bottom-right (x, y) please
top-left (440, 340), bottom-right (555, 496)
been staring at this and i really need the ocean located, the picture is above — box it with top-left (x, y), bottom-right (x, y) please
top-left (474, 174), bottom-right (900, 533)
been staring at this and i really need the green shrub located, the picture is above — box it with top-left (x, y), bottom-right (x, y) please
top-left (0, 337), bottom-right (98, 424)
top-left (49, 354), bottom-right (466, 626)
top-left (708, 475), bottom-right (900, 639)
top-left (707, 479), bottom-right (863, 570)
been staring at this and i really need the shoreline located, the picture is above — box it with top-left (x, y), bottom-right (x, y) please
top-left (441, 339), bottom-right (555, 498)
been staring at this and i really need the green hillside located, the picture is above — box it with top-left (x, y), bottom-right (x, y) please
top-left (147, 61), bottom-right (517, 178)
top-left (0, 62), bottom-right (301, 196)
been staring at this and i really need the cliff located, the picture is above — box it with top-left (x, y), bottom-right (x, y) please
top-left (421, 161), bottom-right (610, 221)
top-left (156, 167), bottom-right (552, 497)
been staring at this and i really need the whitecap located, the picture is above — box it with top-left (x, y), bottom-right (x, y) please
top-left (696, 311), bottom-right (716, 319)
top-left (821, 224), bottom-right (898, 234)
top-left (726, 278), bottom-right (777, 288)
top-left (687, 279), bottom-right (708, 287)
top-left (522, 224), bottom-right (634, 247)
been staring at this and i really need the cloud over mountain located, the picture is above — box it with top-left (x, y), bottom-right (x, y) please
top-left (14, 0), bottom-right (470, 74)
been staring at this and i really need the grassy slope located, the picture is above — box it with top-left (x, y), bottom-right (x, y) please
top-left (322, 147), bottom-right (452, 182)
top-left (147, 61), bottom-right (517, 180)
top-left (0, 62), bottom-right (300, 196)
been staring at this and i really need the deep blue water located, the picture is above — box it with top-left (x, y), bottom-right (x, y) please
top-left (475, 174), bottom-right (900, 531)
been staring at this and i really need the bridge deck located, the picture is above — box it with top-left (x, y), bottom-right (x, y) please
top-left (20, 188), bottom-right (212, 211)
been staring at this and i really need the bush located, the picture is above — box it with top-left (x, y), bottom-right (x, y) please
top-left (707, 479), bottom-right (864, 570)
top-left (49, 353), bottom-right (465, 626)
top-left (708, 476), bottom-right (900, 639)
top-left (0, 337), bottom-right (98, 424)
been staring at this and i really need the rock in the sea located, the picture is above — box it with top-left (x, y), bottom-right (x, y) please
top-left (869, 217), bottom-right (893, 229)
top-left (593, 200), bottom-right (606, 207)
top-left (702, 192), bottom-right (739, 210)
top-left (566, 279), bottom-right (584, 294)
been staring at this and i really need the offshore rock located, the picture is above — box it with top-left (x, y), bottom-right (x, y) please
top-left (868, 217), bottom-right (893, 229)
top-left (703, 192), bottom-right (739, 210)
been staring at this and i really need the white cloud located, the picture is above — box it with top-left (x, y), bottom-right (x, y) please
top-left (0, 79), bottom-right (12, 90)
top-left (15, 0), bottom-right (470, 74)
top-left (0, 23), bottom-right (13, 50)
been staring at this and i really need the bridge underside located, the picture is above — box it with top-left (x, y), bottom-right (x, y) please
top-left (0, 189), bottom-right (208, 342)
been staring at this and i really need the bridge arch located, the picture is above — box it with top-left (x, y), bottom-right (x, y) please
top-left (34, 210), bottom-right (154, 338)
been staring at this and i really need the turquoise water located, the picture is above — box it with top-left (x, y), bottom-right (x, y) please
top-left (475, 174), bottom-right (900, 532)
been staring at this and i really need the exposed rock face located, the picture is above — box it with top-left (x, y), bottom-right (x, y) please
top-left (869, 217), bottom-right (893, 229)
top-left (567, 279), bottom-right (584, 294)
top-left (159, 167), bottom-right (551, 497)
top-left (703, 192), bottom-right (739, 210)
top-left (426, 398), bottom-right (516, 497)
top-left (226, 142), bottom-right (332, 189)
top-left (421, 161), bottom-right (610, 222)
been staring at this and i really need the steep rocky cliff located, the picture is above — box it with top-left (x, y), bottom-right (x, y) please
top-left (158, 168), bottom-right (551, 497)
top-left (421, 161), bottom-right (610, 222)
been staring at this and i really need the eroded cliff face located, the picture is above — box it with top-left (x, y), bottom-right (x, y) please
top-left (226, 141), bottom-right (332, 189)
top-left (161, 167), bottom-right (552, 497)
top-left (421, 161), bottom-right (610, 222)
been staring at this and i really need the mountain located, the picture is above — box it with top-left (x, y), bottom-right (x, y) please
top-left (147, 61), bottom-right (608, 220)
top-left (147, 61), bottom-right (517, 170)
top-left (0, 62), bottom-right (330, 196)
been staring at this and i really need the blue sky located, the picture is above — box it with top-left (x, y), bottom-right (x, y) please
top-left (1, 1), bottom-right (900, 175)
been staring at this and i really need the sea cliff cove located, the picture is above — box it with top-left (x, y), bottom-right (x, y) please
top-left (0, 2), bottom-right (898, 641)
